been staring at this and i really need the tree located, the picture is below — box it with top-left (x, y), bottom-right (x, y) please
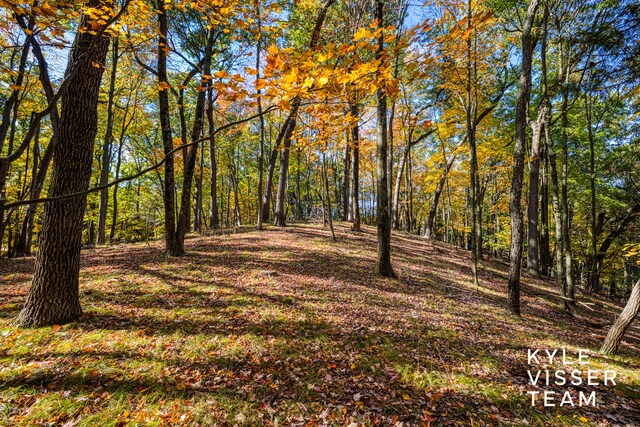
top-left (16, 0), bottom-right (115, 327)
top-left (375, 0), bottom-right (395, 277)
top-left (508, 0), bottom-right (539, 316)
top-left (600, 278), bottom-right (640, 355)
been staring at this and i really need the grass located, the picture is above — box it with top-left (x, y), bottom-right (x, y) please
top-left (1, 222), bottom-right (639, 426)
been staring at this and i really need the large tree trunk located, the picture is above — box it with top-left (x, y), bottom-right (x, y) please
top-left (375, 0), bottom-right (395, 278)
top-left (600, 279), bottom-right (640, 355)
top-left (508, 0), bottom-right (539, 315)
top-left (16, 4), bottom-right (110, 326)
top-left (156, 0), bottom-right (181, 256)
top-left (97, 38), bottom-right (118, 245)
top-left (465, 0), bottom-right (479, 287)
top-left (273, 119), bottom-right (295, 226)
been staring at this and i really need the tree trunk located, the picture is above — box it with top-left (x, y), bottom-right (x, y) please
top-left (194, 144), bottom-right (203, 233)
top-left (262, 137), bottom-right (280, 223)
top-left (16, 4), bottom-right (110, 327)
top-left (375, 0), bottom-right (395, 278)
top-left (156, 0), bottom-right (181, 256)
top-left (322, 150), bottom-right (336, 241)
top-left (560, 87), bottom-right (575, 304)
top-left (591, 204), bottom-right (640, 292)
top-left (10, 31), bottom-right (60, 258)
top-left (540, 135), bottom-right (550, 276)
top-left (207, 87), bottom-right (219, 229)
top-left (175, 29), bottom-right (215, 249)
top-left (350, 100), bottom-right (361, 231)
top-left (600, 279), bottom-right (640, 355)
top-left (508, 0), bottom-right (539, 316)
top-left (97, 37), bottom-right (118, 245)
top-left (265, 0), bottom-right (335, 224)
top-left (109, 136), bottom-right (125, 243)
top-left (256, 7), bottom-right (265, 230)
top-left (546, 100), bottom-right (566, 306)
top-left (295, 147), bottom-right (303, 220)
top-left (466, 0), bottom-right (479, 287)
top-left (426, 140), bottom-right (456, 240)
top-left (342, 130), bottom-right (351, 221)
top-left (274, 119), bottom-right (295, 226)
top-left (393, 141), bottom-right (410, 230)
top-left (585, 91), bottom-right (598, 294)
top-left (527, 108), bottom-right (545, 277)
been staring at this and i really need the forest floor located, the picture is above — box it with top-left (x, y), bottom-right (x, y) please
top-left (1, 222), bottom-right (639, 427)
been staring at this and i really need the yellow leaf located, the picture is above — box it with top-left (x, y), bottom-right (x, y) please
top-left (214, 70), bottom-right (230, 79)
top-left (353, 27), bottom-right (370, 42)
top-left (267, 44), bottom-right (278, 57)
top-left (302, 77), bottom-right (314, 89)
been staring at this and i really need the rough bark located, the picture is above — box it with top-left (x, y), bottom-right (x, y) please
top-left (156, 0), bottom-right (180, 256)
top-left (375, 0), bottom-right (395, 278)
top-left (600, 279), bottom-right (640, 355)
top-left (508, 0), bottom-right (539, 315)
top-left (16, 3), bottom-right (110, 327)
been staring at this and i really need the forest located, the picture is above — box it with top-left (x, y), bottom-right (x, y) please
top-left (0, 0), bottom-right (639, 425)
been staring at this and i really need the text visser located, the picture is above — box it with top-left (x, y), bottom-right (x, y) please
top-left (525, 349), bottom-right (616, 407)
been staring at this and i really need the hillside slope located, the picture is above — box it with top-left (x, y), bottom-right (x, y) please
top-left (1, 223), bottom-right (639, 426)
